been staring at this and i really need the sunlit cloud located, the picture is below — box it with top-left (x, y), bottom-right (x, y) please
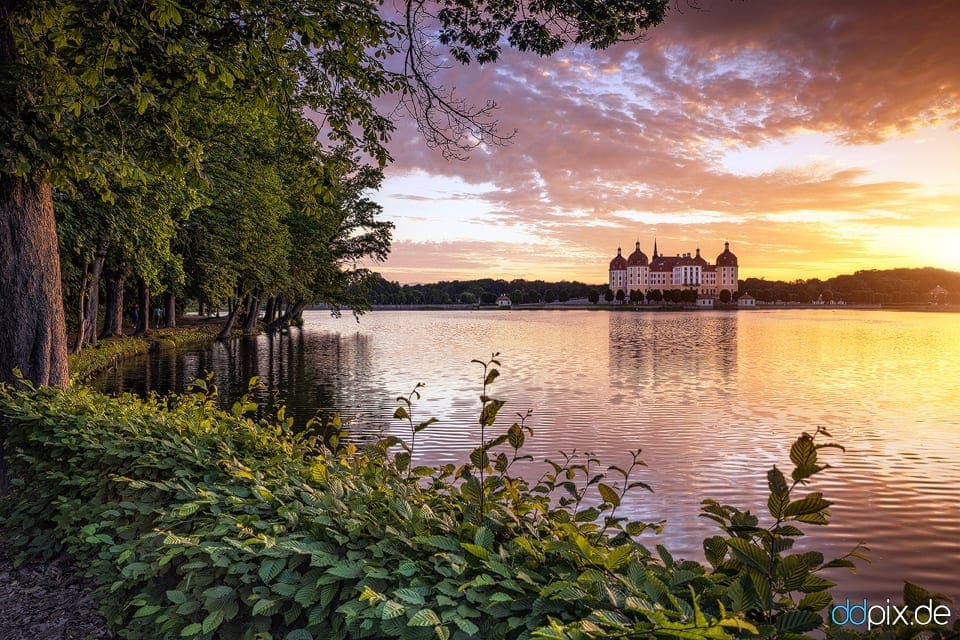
top-left (375, 0), bottom-right (960, 284)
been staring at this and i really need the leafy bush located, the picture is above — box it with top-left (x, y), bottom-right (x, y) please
top-left (68, 327), bottom-right (222, 383)
top-left (0, 359), bottom-right (956, 640)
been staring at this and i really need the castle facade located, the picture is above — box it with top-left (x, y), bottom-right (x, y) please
top-left (608, 241), bottom-right (739, 298)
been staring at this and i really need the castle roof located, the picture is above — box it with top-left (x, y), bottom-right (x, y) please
top-left (716, 242), bottom-right (738, 266)
top-left (609, 247), bottom-right (627, 271)
top-left (626, 241), bottom-right (648, 266)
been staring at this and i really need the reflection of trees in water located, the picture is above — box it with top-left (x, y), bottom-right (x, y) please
top-left (94, 329), bottom-right (385, 445)
top-left (608, 313), bottom-right (738, 396)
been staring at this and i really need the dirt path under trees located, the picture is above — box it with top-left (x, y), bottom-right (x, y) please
top-left (0, 536), bottom-right (115, 640)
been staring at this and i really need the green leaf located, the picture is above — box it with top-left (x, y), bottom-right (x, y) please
top-left (774, 610), bottom-right (822, 633)
top-left (201, 609), bottom-right (224, 634)
top-left (604, 544), bottom-right (634, 571)
top-left (798, 591), bottom-right (833, 612)
top-left (799, 574), bottom-right (836, 593)
top-left (474, 526), bottom-right (493, 550)
top-left (598, 483), bottom-right (620, 508)
top-left (703, 536), bottom-right (727, 567)
top-left (575, 507), bottom-right (600, 523)
top-left (327, 562), bottom-right (363, 578)
top-left (408, 608), bottom-right (441, 626)
top-left (382, 600), bottom-right (406, 620)
top-left (203, 585), bottom-right (235, 611)
top-left (776, 554), bottom-right (810, 591)
top-left (395, 588), bottom-right (426, 605)
top-left (767, 466), bottom-right (789, 495)
top-left (285, 630), bottom-right (313, 640)
top-left (414, 417), bottom-right (438, 433)
top-left (904, 581), bottom-right (952, 608)
top-left (783, 493), bottom-right (831, 518)
top-left (259, 557), bottom-right (286, 583)
top-left (166, 590), bottom-right (187, 605)
top-left (133, 604), bottom-right (161, 618)
top-left (180, 623), bottom-right (203, 636)
top-left (454, 617), bottom-right (479, 635)
top-left (790, 435), bottom-right (817, 470)
top-left (460, 543), bottom-right (490, 561)
top-left (252, 598), bottom-right (280, 616)
top-left (726, 538), bottom-right (769, 572)
top-left (480, 400), bottom-right (505, 427)
top-left (768, 491), bottom-right (789, 520)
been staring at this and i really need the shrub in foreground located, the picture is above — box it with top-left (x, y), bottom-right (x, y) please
top-left (0, 359), bottom-right (955, 640)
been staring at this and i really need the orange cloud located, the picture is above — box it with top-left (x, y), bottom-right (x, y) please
top-left (376, 0), bottom-right (960, 284)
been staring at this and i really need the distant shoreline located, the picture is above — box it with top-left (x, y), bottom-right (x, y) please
top-left (362, 303), bottom-right (959, 313)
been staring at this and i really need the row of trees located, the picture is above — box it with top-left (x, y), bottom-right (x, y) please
top-left (1, 0), bottom-right (673, 387)
top-left (365, 276), bottom-right (601, 306)
top-left (741, 268), bottom-right (958, 304)
top-left (609, 288), bottom-right (720, 304)
top-left (57, 105), bottom-right (393, 352)
top-left (367, 265), bottom-right (960, 310)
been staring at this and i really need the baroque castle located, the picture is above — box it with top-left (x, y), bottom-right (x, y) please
top-left (608, 241), bottom-right (739, 299)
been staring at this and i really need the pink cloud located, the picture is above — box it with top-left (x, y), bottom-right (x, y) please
top-left (376, 0), bottom-right (960, 282)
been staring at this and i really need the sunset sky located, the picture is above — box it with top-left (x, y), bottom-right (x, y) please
top-left (373, 0), bottom-right (960, 285)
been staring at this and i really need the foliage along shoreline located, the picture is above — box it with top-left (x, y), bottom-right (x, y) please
top-left (66, 324), bottom-right (225, 385)
top-left (1, 360), bottom-right (957, 640)
top-left (365, 267), bottom-right (959, 307)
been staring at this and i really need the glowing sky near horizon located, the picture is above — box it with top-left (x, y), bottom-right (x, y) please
top-left (371, 0), bottom-right (960, 285)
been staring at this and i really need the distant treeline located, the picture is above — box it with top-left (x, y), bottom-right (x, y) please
top-left (365, 267), bottom-right (958, 305)
top-left (365, 276), bottom-right (600, 305)
top-left (740, 267), bottom-right (958, 304)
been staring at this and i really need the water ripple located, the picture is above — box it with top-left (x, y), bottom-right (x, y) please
top-left (94, 309), bottom-right (960, 602)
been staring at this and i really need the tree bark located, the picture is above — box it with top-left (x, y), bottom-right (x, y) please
top-left (263, 295), bottom-right (276, 327)
top-left (164, 292), bottom-right (176, 328)
top-left (72, 263), bottom-right (89, 354)
top-left (0, 176), bottom-right (70, 387)
top-left (81, 235), bottom-right (109, 346)
top-left (267, 298), bottom-right (306, 332)
top-left (241, 290), bottom-right (260, 334)
top-left (100, 266), bottom-right (126, 338)
top-left (135, 280), bottom-right (150, 335)
top-left (216, 305), bottom-right (239, 340)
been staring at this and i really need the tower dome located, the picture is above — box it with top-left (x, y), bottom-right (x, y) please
top-left (716, 242), bottom-right (738, 266)
top-left (626, 241), bottom-right (648, 266)
top-left (609, 247), bottom-right (627, 270)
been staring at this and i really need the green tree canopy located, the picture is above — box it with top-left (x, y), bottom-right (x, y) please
top-left (1, 0), bottom-right (674, 387)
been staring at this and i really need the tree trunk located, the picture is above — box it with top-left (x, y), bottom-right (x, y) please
top-left (0, 176), bottom-right (70, 387)
top-left (197, 300), bottom-right (205, 317)
top-left (72, 263), bottom-right (89, 354)
top-left (267, 298), bottom-right (307, 332)
top-left (0, 421), bottom-right (8, 495)
top-left (242, 290), bottom-right (260, 334)
top-left (263, 295), bottom-right (276, 327)
top-left (164, 292), bottom-right (176, 328)
top-left (100, 266), bottom-right (126, 338)
top-left (292, 301), bottom-right (306, 324)
top-left (216, 305), bottom-right (240, 340)
top-left (135, 280), bottom-right (150, 335)
top-left (81, 235), bottom-right (109, 346)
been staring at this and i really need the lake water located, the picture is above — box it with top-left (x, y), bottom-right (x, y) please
top-left (93, 309), bottom-right (960, 603)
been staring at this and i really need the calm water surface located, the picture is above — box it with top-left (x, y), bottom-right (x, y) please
top-left (93, 309), bottom-right (960, 602)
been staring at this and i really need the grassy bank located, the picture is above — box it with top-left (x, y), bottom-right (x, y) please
top-left (67, 325), bottom-right (224, 384)
top-left (2, 359), bottom-right (954, 640)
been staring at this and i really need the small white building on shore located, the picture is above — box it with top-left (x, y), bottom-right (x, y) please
top-left (738, 293), bottom-right (756, 307)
